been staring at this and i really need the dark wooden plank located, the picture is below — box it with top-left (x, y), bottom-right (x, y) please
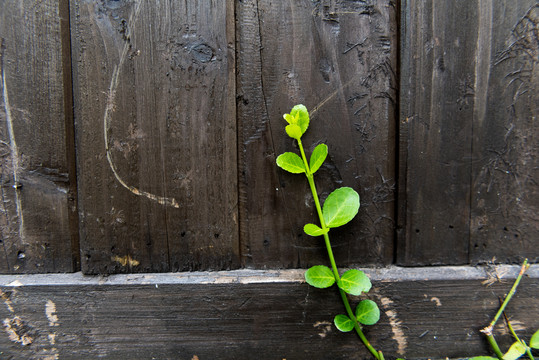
top-left (470, 2), bottom-right (538, 264)
top-left (0, 266), bottom-right (538, 359)
top-left (0, 0), bottom-right (77, 273)
top-left (237, 0), bottom-right (397, 269)
top-left (398, 0), bottom-right (538, 266)
top-left (398, 0), bottom-right (479, 265)
top-left (71, 0), bottom-right (238, 273)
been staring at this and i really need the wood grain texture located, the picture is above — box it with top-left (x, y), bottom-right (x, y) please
top-left (71, 0), bottom-right (238, 274)
top-left (398, 0), bottom-right (477, 265)
top-left (0, 268), bottom-right (538, 359)
top-left (469, 2), bottom-right (539, 264)
top-left (398, 0), bottom-right (538, 266)
top-left (237, 0), bottom-right (397, 269)
top-left (0, 0), bottom-right (76, 273)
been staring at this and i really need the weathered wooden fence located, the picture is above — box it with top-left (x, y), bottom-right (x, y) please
top-left (0, 0), bottom-right (538, 358)
top-left (1, 0), bottom-right (536, 275)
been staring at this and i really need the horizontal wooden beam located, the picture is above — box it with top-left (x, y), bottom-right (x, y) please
top-left (1, 266), bottom-right (538, 359)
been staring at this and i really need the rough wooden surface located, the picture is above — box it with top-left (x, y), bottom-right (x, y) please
top-left (0, 266), bottom-right (538, 359)
top-left (237, 0), bottom-right (397, 269)
top-left (469, 2), bottom-right (539, 264)
top-left (398, 0), bottom-right (538, 266)
top-left (0, 0), bottom-right (77, 273)
top-left (70, 0), bottom-right (238, 274)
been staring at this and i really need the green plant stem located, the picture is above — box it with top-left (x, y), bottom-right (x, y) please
top-left (481, 259), bottom-right (530, 360)
top-left (523, 340), bottom-right (535, 360)
top-left (488, 259), bottom-right (529, 331)
top-left (297, 139), bottom-right (383, 360)
top-left (503, 314), bottom-right (535, 360)
top-left (486, 334), bottom-right (504, 360)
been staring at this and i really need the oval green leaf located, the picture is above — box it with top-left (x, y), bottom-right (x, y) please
top-left (290, 104), bottom-right (309, 136)
top-left (305, 265), bottom-right (335, 289)
top-left (322, 187), bottom-right (360, 228)
top-left (468, 357), bottom-right (498, 360)
top-left (334, 314), bottom-right (355, 332)
top-left (338, 269), bottom-right (372, 296)
top-left (503, 341), bottom-right (526, 360)
top-left (285, 123), bottom-right (303, 140)
top-left (309, 144), bottom-right (328, 174)
top-left (530, 329), bottom-right (539, 349)
top-left (276, 152), bottom-right (305, 174)
top-left (304, 223), bottom-right (328, 237)
top-left (355, 299), bottom-right (380, 326)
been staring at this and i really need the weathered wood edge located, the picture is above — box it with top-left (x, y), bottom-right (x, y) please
top-left (1, 265), bottom-right (537, 286)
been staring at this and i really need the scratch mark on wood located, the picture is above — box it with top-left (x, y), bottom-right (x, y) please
top-left (112, 254), bottom-right (140, 267)
top-left (313, 320), bottom-right (332, 338)
top-left (430, 296), bottom-right (442, 307)
top-left (45, 300), bottom-right (59, 327)
top-left (473, 0), bottom-right (493, 127)
top-left (103, 0), bottom-right (179, 208)
top-left (1, 66), bottom-right (25, 242)
top-left (309, 74), bottom-right (361, 118)
top-left (379, 296), bottom-right (407, 355)
top-left (0, 290), bottom-right (14, 313)
top-left (45, 299), bottom-right (60, 359)
top-left (3, 316), bottom-right (33, 346)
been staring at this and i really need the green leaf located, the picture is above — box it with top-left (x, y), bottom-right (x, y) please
top-left (467, 357), bottom-right (498, 360)
top-left (322, 187), bottom-right (360, 228)
top-left (305, 265), bottom-right (335, 289)
top-left (276, 152), bottom-right (305, 174)
top-left (503, 341), bottom-right (526, 360)
top-left (304, 223), bottom-right (328, 237)
top-left (285, 123), bottom-right (303, 140)
top-left (282, 105), bottom-right (309, 139)
top-left (338, 269), bottom-right (372, 295)
top-left (355, 299), bottom-right (380, 325)
top-left (309, 144), bottom-right (328, 174)
top-left (334, 314), bottom-right (355, 332)
top-left (290, 104), bottom-right (309, 136)
top-left (530, 329), bottom-right (539, 349)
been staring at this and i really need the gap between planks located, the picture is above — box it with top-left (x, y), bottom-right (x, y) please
top-left (0, 265), bottom-right (538, 287)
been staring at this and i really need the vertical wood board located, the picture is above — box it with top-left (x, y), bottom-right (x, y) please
top-left (0, 0), bottom-right (76, 273)
top-left (398, 0), bottom-right (478, 265)
top-left (470, 2), bottom-right (538, 264)
top-left (237, 0), bottom-right (397, 269)
top-left (71, 0), bottom-right (238, 274)
top-left (398, 0), bottom-right (538, 265)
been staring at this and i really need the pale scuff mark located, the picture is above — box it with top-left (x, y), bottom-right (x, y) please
top-left (309, 74), bottom-right (361, 118)
top-left (472, 0), bottom-right (493, 127)
top-left (430, 296), bottom-right (442, 307)
top-left (45, 300), bottom-right (59, 327)
top-left (112, 254), bottom-right (140, 267)
top-left (496, 320), bottom-right (526, 336)
top-left (3, 316), bottom-right (33, 346)
top-left (2, 67), bottom-right (26, 241)
top-left (42, 353), bottom-right (59, 360)
top-left (313, 320), bottom-right (332, 338)
top-left (379, 297), bottom-right (407, 355)
top-left (45, 301), bottom-right (60, 359)
top-left (0, 290), bottom-right (15, 313)
top-left (103, 0), bottom-right (179, 208)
